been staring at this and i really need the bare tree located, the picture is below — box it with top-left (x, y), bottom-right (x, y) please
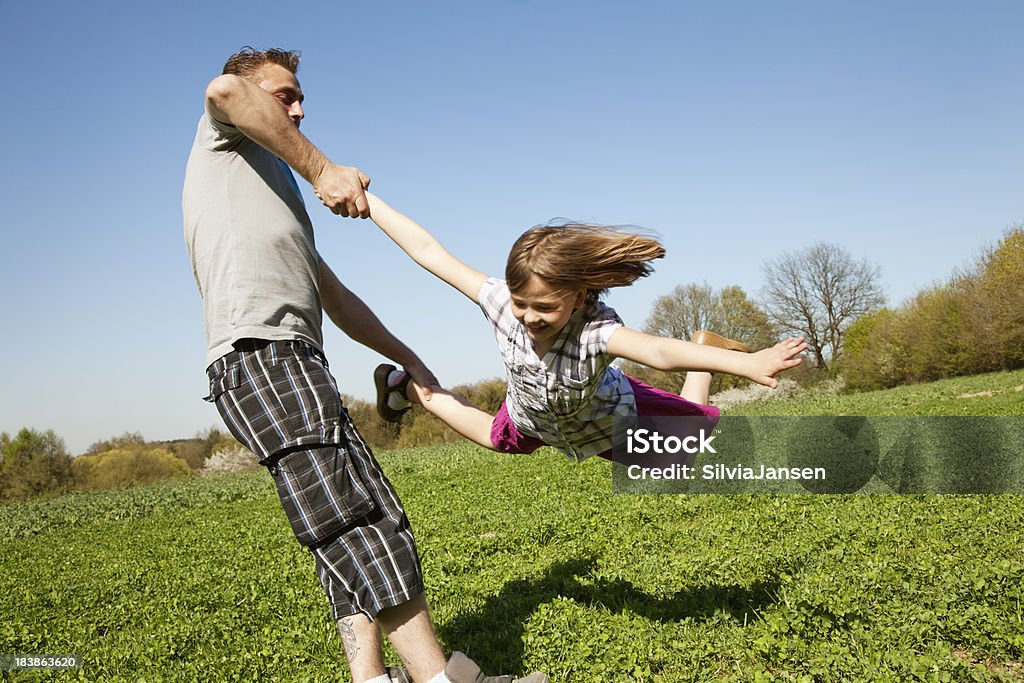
top-left (644, 282), bottom-right (721, 340)
top-left (761, 242), bottom-right (885, 370)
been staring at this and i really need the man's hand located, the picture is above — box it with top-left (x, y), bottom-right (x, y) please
top-left (314, 164), bottom-right (371, 218)
top-left (401, 357), bottom-right (439, 401)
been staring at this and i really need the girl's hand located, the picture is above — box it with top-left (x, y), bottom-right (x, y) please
top-left (401, 357), bottom-right (440, 401)
top-left (748, 337), bottom-right (807, 388)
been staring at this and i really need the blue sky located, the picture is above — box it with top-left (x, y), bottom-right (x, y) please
top-left (1, 0), bottom-right (1021, 455)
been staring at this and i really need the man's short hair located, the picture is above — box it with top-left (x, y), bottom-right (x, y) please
top-left (222, 47), bottom-right (301, 79)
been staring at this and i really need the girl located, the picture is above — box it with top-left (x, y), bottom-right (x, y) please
top-left (365, 193), bottom-right (807, 462)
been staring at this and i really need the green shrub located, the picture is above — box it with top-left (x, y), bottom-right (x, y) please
top-left (72, 447), bottom-right (192, 491)
top-left (840, 309), bottom-right (897, 391)
top-left (900, 282), bottom-right (977, 382)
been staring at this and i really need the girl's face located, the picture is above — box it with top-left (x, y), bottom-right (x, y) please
top-left (509, 275), bottom-right (587, 348)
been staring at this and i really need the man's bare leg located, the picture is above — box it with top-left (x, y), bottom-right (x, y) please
top-left (338, 596), bottom-right (447, 683)
top-left (375, 594), bottom-right (447, 682)
top-left (337, 613), bottom-right (388, 683)
top-left (352, 594), bottom-right (550, 683)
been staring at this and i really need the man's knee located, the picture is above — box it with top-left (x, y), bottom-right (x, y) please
top-left (373, 594), bottom-right (429, 635)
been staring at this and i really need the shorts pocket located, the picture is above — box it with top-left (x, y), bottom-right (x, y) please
top-left (270, 444), bottom-right (376, 547)
top-left (207, 354), bottom-right (346, 463)
top-left (266, 356), bottom-right (346, 451)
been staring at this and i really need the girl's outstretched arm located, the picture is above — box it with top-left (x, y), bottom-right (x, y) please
top-left (365, 192), bottom-right (489, 302)
top-left (606, 327), bottom-right (807, 388)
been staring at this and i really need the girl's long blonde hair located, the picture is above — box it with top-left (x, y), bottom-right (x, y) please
top-left (505, 223), bottom-right (666, 300)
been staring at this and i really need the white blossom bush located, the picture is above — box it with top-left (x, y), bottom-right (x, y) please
top-left (201, 445), bottom-right (260, 477)
top-left (709, 375), bottom-right (846, 411)
top-left (708, 377), bottom-right (804, 411)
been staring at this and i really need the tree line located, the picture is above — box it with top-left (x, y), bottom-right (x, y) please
top-left (3, 225), bottom-right (1020, 500)
top-left (0, 428), bottom-right (247, 503)
top-left (842, 226), bottom-right (1024, 390)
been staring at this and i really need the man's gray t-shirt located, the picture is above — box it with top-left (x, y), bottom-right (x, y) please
top-left (183, 112), bottom-right (323, 367)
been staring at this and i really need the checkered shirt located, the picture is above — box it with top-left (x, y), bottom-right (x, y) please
top-left (478, 277), bottom-right (637, 460)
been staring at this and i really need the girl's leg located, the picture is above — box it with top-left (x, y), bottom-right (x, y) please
top-left (406, 382), bottom-right (501, 452)
top-left (679, 371), bottom-right (712, 405)
top-left (680, 330), bottom-right (751, 405)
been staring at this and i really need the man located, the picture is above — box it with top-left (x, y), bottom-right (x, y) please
top-left (183, 47), bottom-right (547, 683)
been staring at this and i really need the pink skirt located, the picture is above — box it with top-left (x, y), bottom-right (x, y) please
top-left (489, 375), bottom-right (721, 459)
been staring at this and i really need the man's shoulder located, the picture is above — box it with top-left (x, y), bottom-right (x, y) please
top-left (191, 110), bottom-right (246, 153)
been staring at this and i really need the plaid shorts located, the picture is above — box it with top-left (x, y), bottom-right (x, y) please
top-left (205, 339), bottom-right (424, 619)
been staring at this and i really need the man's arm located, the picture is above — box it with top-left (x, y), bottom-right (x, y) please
top-left (204, 74), bottom-right (369, 218)
top-left (319, 256), bottom-right (437, 394)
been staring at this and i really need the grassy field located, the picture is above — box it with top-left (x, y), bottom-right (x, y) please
top-left (2, 370), bottom-right (1023, 682)
top-left (733, 368), bottom-right (1024, 417)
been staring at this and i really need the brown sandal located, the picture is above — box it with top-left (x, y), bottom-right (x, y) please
top-left (691, 330), bottom-right (752, 353)
top-left (374, 363), bottom-right (412, 422)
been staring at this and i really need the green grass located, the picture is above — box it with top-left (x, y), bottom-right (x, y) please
top-left (734, 368), bottom-right (1024, 417)
top-left (2, 371), bottom-right (1023, 682)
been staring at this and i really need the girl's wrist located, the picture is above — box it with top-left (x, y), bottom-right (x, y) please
top-left (739, 351), bottom-right (759, 380)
